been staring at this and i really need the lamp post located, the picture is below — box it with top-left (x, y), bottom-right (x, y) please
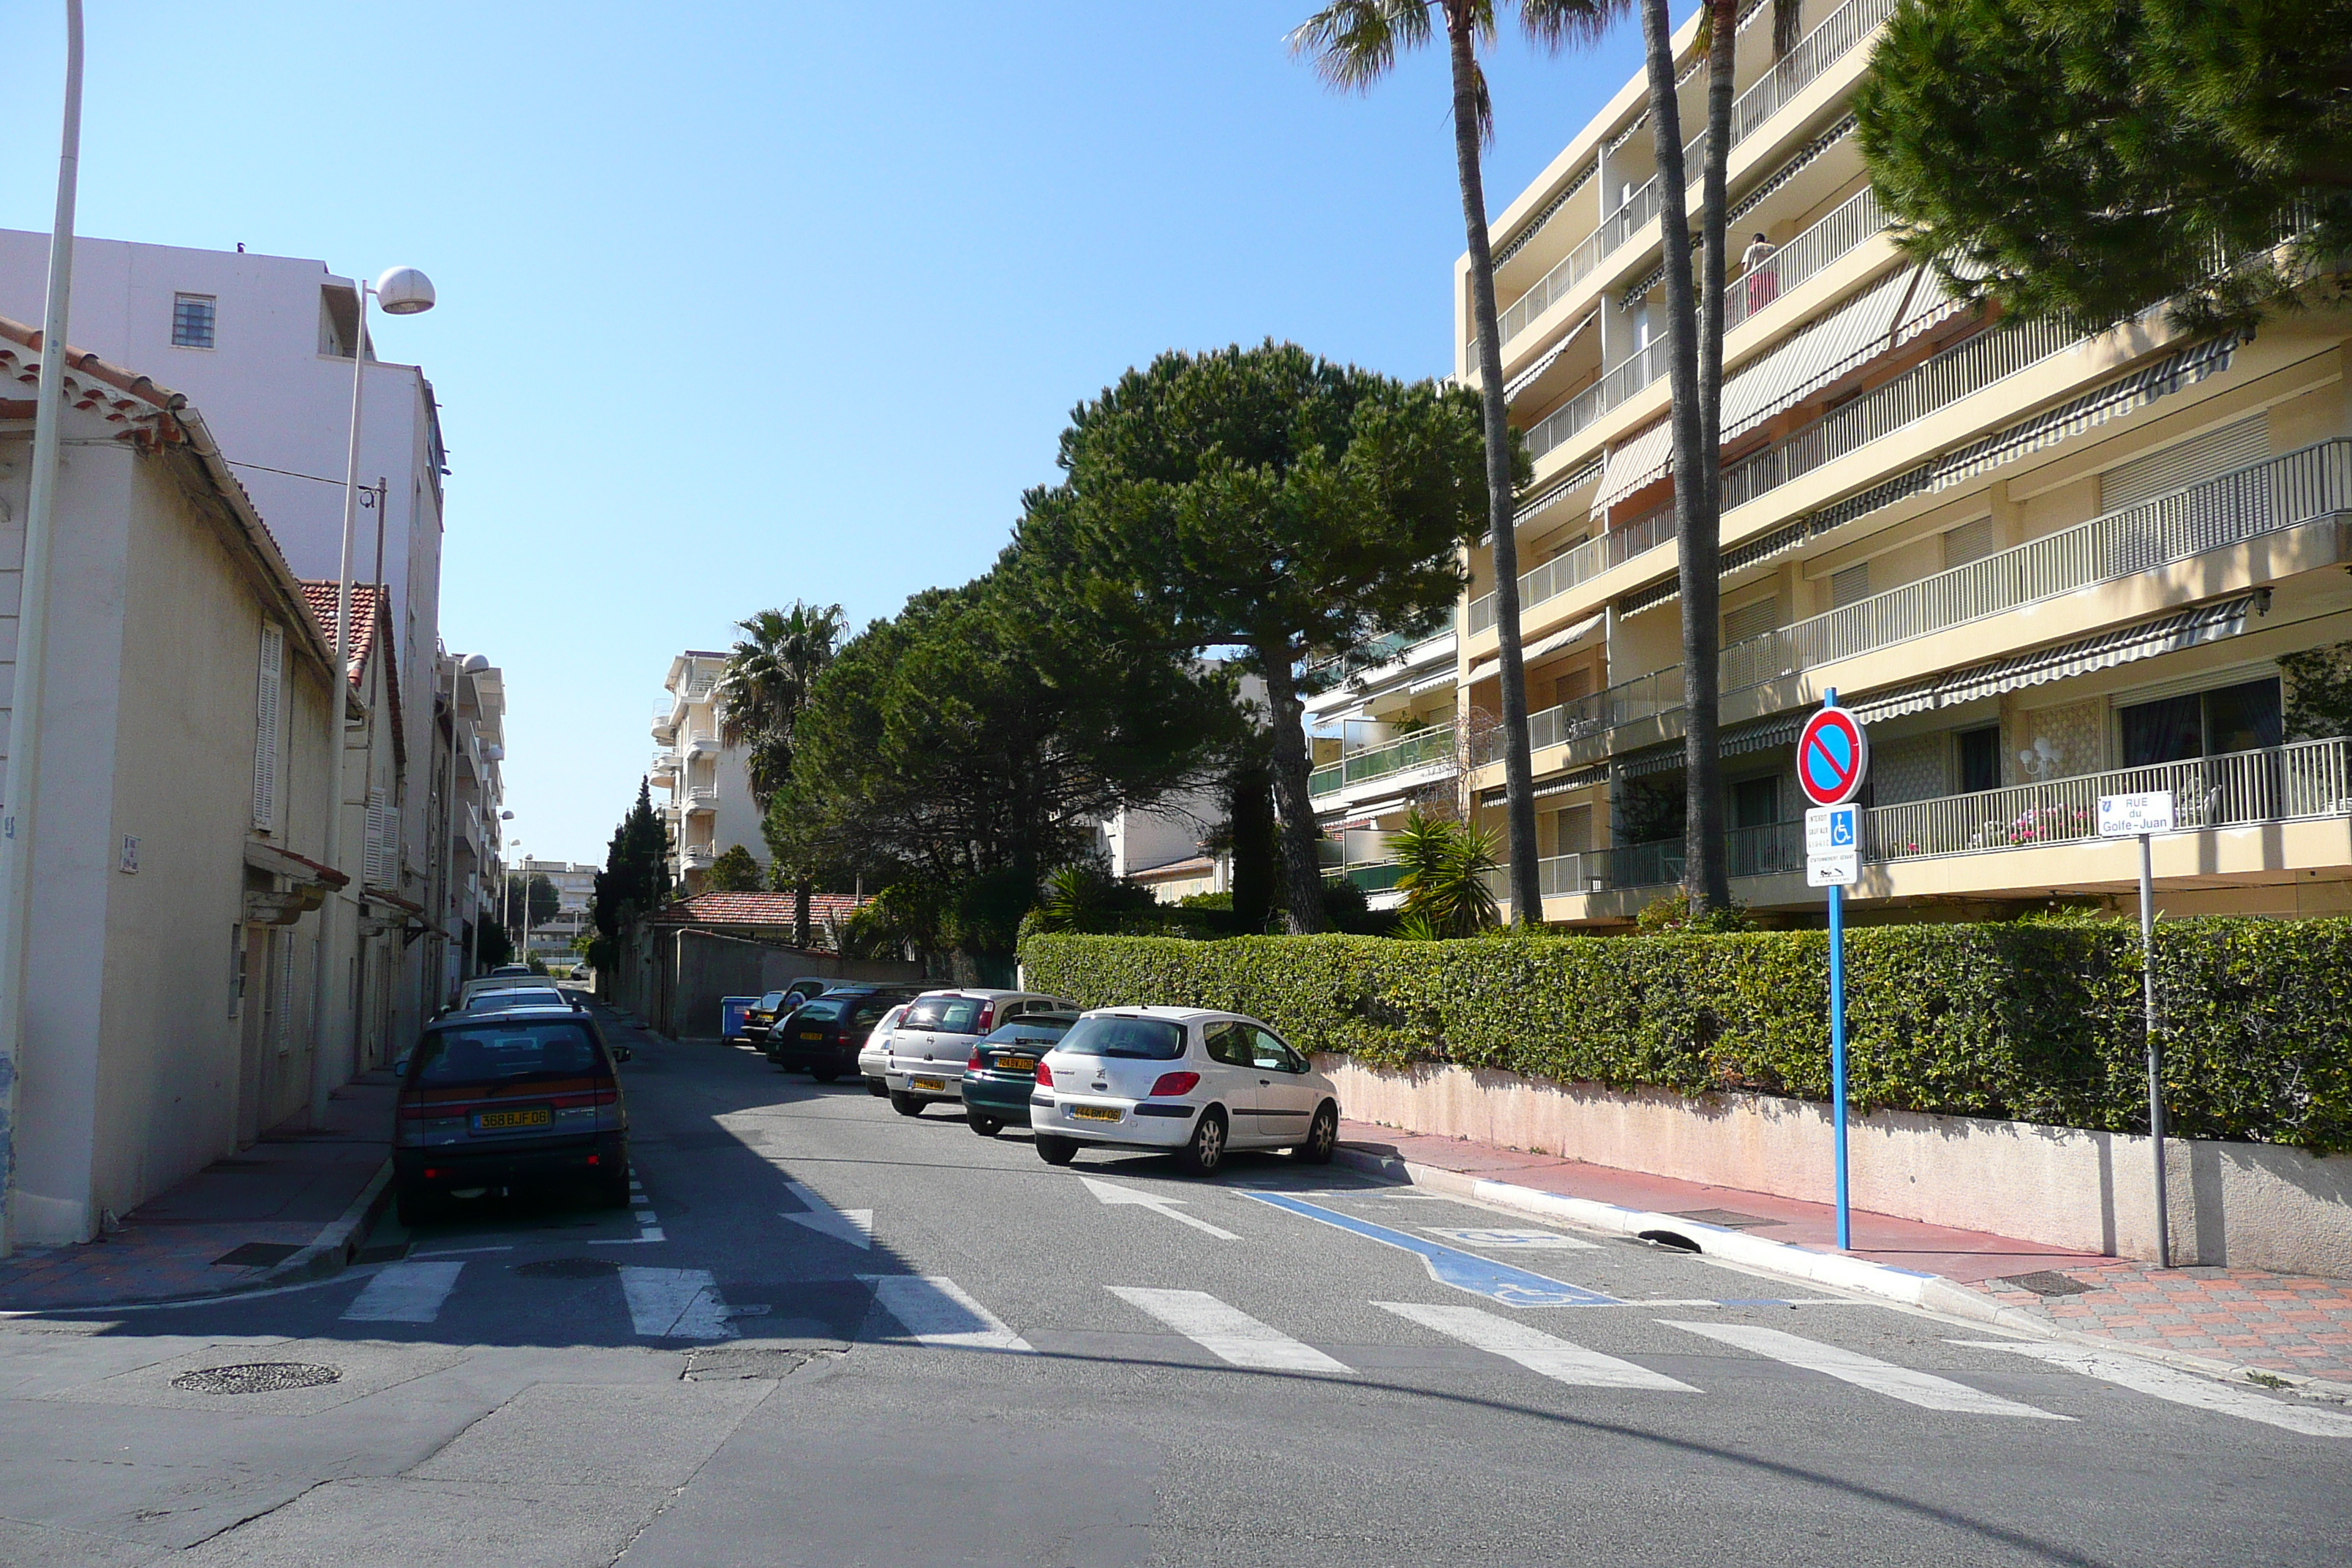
top-left (0, 0), bottom-right (83, 1255)
top-left (312, 265), bottom-right (434, 1126)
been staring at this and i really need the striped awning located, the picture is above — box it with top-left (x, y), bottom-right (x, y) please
top-left (1465, 613), bottom-right (1604, 683)
top-left (1850, 595), bottom-right (2267, 723)
top-left (1506, 311), bottom-right (1598, 400)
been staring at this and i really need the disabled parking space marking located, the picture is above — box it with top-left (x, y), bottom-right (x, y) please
top-left (1420, 1226), bottom-right (1598, 1251)
top-left (1240, 1191), bottom-right (1621, 1307)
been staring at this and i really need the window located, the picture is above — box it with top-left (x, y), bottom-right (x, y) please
top-left (1060, 1015), bottom-right (1187, 1061)
top-left (1829, 562), bottom-right (1871, 608)
top-left (1723, 595), bottom-right (1779, 645)
top-left (1731, 775), bottom-right (1779, 831)
top-left (2100, 415), bottom-right (2269, 514)
top-left (1957, 725), bottom-right (2002, 794)
top-left (1248, 1028), bottom-right (1305, 1073)
top-left (1203, 1022), bottom-right (1254, 1067)
top-left (411, 1021), bottom-right (602, 1085)
top-left (1942, 516), bottom-right (1995, 570)
top-left (1548, 804), bottom-right (1593, 856)
top-left (902, 995), bottom-right (983, 1033)
top-left (252, 625), bottom-right (284, 832)
top-left (2119, 678), bottom-right (2283, 766)
top-left (1553, 666), bottom-right (1594, 709)
top-left (172, 293), bottom-right (216, 350)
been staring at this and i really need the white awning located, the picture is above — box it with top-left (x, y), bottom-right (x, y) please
top-left (1596, 416), bottom-right (1676, 511)
top-left (1465, 612), bottom-right (1604, 683)
top-left (1505, 311), bottom-right (1598, 400)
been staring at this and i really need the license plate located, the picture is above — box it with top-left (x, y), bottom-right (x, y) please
top-left (999, 1056), bottom-right (1036, 1071)
top-left (800, 1032), bottom-right (825, 1041)
top-left (1071, 1105), bottom-right (1120, 1123)
top-left (472, 1107), bottom-right (550, 1131)
top-left (911, 1077), bottom-right (947, 1092)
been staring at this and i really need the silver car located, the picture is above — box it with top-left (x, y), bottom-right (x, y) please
top-left (882, 989), bottom-right (1077, 1116)
top-left (855, 1003), bottom-right (911, 1097)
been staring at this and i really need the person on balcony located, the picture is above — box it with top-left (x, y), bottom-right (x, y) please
top-left (1741, 232), bottom-right (1779, 314)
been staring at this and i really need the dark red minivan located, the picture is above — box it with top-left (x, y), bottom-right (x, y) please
top-left (393, 1004), bottom-right (629, 1226)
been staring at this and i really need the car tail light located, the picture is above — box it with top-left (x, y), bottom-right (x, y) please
top-left (1035, 1062), bottom-right (1053, 1088)
top-left (968, 1050), bottom-right (986, 1071)
top-left (1147, 1071), bottom-right (1200, 1098)
top-left (975, 1003), bottom-right (998, 1033)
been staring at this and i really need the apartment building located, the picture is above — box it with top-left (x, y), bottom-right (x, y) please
top-left (649, 652), bottom-right (768, 893)
top-left (0, 232), bottom-right (455, 1036)
top-left (519, 859), bottom-right (596, 968)
top-left (434, 654), bottom-right (506, 994)
top-left (1306, 614), bottom-right (1460, 909)
top-left (1319, 0), bottom-right (2352, 924)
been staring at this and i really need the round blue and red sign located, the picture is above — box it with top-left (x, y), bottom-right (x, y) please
top-left (1797, 704), bottom-right (1870, 807)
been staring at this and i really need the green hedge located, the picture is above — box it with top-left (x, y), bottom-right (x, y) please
top-left (1018, 919), bottom-right (2352, 1154)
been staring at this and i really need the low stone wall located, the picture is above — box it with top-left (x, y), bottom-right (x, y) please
top-left (1316, 1056), bottom-right (2352, 1277)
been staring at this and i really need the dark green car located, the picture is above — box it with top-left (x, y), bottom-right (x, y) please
top-left (958, 1013), bottom-right (1078, 1136)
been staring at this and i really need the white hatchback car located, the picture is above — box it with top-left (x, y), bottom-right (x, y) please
top-left (855, 1003), bottom-right (911, 1097)
top-left (1029, 1006), bottom-right (1338, 1175)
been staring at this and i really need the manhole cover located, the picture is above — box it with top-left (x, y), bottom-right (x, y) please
top-left (171, 1362), bottom-right (342, 1395)
top-left (514, 1257), bottom-right (619, 1279)
top-left (2000, 1270), bottom-right (2094, 1297)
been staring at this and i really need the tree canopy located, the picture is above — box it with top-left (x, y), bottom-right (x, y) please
top-left (716, 603), bottom-right (845, 809)
top-left (704, 844), bottom-right (764, 892)
top-left (587, 780), bottom-right (671, 974)
top-left (1855, 0), bottom-right (2352, 331)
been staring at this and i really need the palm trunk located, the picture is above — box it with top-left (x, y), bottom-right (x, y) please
top-left (1445, 3), bottom-right (1542, 927)
top-left (794, 878), bottom-right (813, 950)
top-left (1638, 0), bottom-right (1732, 916)
top-left (1259, 646), bottom-right (1327, 934)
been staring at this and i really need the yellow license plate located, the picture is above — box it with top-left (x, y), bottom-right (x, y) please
top-left (911, 1077), bottom-right (947, 1092)
top-left (1071, 1105), bottom-right (1121, 1123)
top-left (800, 1031), bottom-right (825, 1041)
top-left (999, 1056), bottom-right (1036, 1071)
top-left (474, 1107), bottom-right (550, 1131)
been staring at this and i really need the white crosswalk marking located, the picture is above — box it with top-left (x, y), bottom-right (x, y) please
top-left (1109, 1286), bottom-right (1352, 1374)
top-left (620, 1266), bottom-right (737, 1341)
top-left (341, 1261), bottom-right (464, 1324)
top-left (1663, 1321), bottom-right (2068, 1419)
top-left (1959, 1340), bottom-right (2352, 1437)
top-left (1377, 1301), bottom-right (1697, 1390)
top-left (860, 1275), bottom-right (1033, 1353)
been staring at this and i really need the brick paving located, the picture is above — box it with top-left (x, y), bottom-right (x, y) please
top-left (0, 1076), bottom-right (393, 1312)
top-left (1339, 1118), bottom-right (2352, 1389)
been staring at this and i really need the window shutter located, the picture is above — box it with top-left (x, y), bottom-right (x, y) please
top-left (273, 930), bottom-right (295, 1055)
top-left (1829, 563), bottom-right (1871, 608)
top-left (364, 789), bottom-right (394, 886)
top-left (1723, 595), bottom-right (1780, 645)
top-left (2100, 414), bottom-right (2269, 514)
top-left (252, 624), bottom-right (284, 832)
top-left (1942, 516), bottom-right (1995, 570)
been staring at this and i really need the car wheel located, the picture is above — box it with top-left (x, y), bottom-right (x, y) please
top-left (595, 1168), bottom-right (632, 1208)
top-left (394, 1182), bottom-right (437, 1228)
top-left (811, 1068), bottom-right (840, 1084)
top-left (1035, 1134), bottom-right (1079, 1166)
top-left (865, 1077), bottom-right (888, 1098)
top-left (1177, 1108), bottom-right (1227, 1177)
top-left (967, 1112), bottom-right (1003, 1138)
top-left (1293, 1101), bottom-right (1338, 1164)
top-left (889, 1090), bottom-right (924, 1117)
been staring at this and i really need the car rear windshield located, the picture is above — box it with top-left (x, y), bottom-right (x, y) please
top-left (1055, 1016), bottom-right (1185, 1060)
top-left (792, 999), bottom-right (845, 1023)
top-left (982, 1019), bottom-right (1073, 1047)
top-left (903, 996), bottom-right (985, 1033)
top-left (411, 1021), bottom-right (603, 1085)
top-left (467, 990), bottom-right (563, 1011)
top-left (758, 991), bottom-right (786, 1009)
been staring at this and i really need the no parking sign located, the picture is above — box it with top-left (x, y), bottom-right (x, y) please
top-left (1797, 704), bottom-right (1870, 807)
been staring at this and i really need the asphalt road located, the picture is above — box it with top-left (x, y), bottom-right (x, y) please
top-left (2, 1005), bottom-right (2346, 1567)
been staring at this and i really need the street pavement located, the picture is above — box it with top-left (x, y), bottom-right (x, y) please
top-left (1, 1005), bottom-right (2346, 1567)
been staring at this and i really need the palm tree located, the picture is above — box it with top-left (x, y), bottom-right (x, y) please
top-left (715, 601), bottom-right (845, 943)
top-left (1292, 0), bottom-right (1622, 930)
top-left (1389, 806), bottom-right (1502, 937)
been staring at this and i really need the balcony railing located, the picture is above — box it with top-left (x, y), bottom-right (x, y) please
top-left (1308, 725), bottom-right (1458, 798)
top-left (1491, 0), bottom-right (1893, 353)
top-left (685, 788), bottom-right (719, 813)
top-left (1343, 861), bottom-right (1407, 894)
top-left (1721, 440), bottom-right (2352, 693)
top-left (1468, 498), bottom-right (1678, 635)
top-left (1307, 611), bottom-right (1457, 688)
top-left (1478, 667), bottom-right (1682, 764)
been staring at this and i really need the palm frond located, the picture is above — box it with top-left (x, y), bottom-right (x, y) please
top-left (1289, 0), bottom-right (1435, 91)
top-left (1521, 0), bottom-right (1629, 51)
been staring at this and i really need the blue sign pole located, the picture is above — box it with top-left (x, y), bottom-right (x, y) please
top-left (1828, 878), bottom-right (1850, 1249)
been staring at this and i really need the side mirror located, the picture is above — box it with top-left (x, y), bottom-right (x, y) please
top-left (610, 1045), bottom-right (633, 1063)
top-left (392, 1054), bottom-right (410, 1079)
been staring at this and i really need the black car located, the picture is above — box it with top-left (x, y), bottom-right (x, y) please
top-left (767, 985), bottom-right (921, 1081)
top-left (742, 977), bottom-right (835, 1041)
top-left (959, 1012), bottom-right (1079, 1136)
top-left (393, 1004), bottom-right (629, 1225)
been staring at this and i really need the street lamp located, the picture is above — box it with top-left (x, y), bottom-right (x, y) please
top-left (313, 264), bottom-right (436, 1125)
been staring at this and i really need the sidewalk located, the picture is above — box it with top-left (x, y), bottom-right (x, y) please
top-left (1336, 1119), bottom-right (2352, 1391)
top-left (0, 1073), bottom-right (398, 1311)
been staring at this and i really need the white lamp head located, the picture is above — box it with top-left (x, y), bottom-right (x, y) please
top-left (374, 266), bottom-right (437, 315)
top-left (460, 653), bottom-right (489, 674)
top-left (483, 745), bottom-right (505, 763)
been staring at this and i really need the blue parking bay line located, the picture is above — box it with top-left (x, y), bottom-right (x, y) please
top-left (1241, 1192), bottom-right (1621, 1308)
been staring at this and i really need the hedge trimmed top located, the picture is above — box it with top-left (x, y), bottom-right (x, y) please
top-left (1019, 919), bottom-right (2352, 1155)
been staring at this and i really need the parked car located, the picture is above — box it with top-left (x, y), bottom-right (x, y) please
top-left (767, 985), bottom-right (922, 1081)
top-left (458, 973), bottom-right (556, 1008)
top-left (392, 1003), bottom-right (630, 1226)
top-left (488, 963), bottom-right (533, 976)
top-left (459, 985), bottom-right (584, 1017)
top-left (882, 990), bottom-right (1079, 1115)
top-left (737, 990), bottom-right (794, 1042)
top-left (855, 1003), bottom-right (913, 1096)
top-left (958, 1011), bottom-right (1077, 1136)
top-left (1028, 1007), bottom-right (1338, 1175)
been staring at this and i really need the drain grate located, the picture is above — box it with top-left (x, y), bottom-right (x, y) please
top-left (514, 1256), bottom-right (619, 1280)
top-left (1673, 1209), bottom-right (1784, 1229)
top-left (2001, 1270), bottom-right (2094, 1297)
top-left (211, 1243), bottom-right (302, 1269)
top-left (171, 1362), bottom-right (342, 1395)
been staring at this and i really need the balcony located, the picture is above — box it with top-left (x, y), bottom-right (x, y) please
top-left (685, 788), bottom-right (718, 815)
top-left (681, 845), bottom-right (716, 872)
top-left (685, 733), bottom-right (718, 759)
top-left (650, 751), bottom-right (678, 779)
top-left (1342, 861), bottom-right (1407, 894)
top-left (1308, 725), bottom-right (1458, 799)
top-left (1469, 502), bottom-right (1677, 636)
top-left (1490, 0), bottom-right (1894, 355)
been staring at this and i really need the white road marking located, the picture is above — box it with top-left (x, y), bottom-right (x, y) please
top-left (1377, 1301), bottom-right (1697, 1390)
top-left (1959, 1340), bottom-right (2352, 1438)
top-left (340, 1261), bottom-right (464, 1324)
top-left (1081, 1176), bottom-right (1242, 1240)
top-left (1663, 1321), bottom-right (2068, 1419)
top-left (620, 1266), bottom-right (738, 1340)
top-left (410, 1245), bottom-right (513, 1257)
top-left (1421, 1226), bottom-right (1597, 1251)
top-left (861, 1275), bottom-right (1032, 1353)
top-left (1107, 1286), bottom-right (1352, 1374)
top-left (783, 1180), bottom-right (874, 1250)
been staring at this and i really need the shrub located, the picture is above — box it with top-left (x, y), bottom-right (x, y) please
top-left (1017, 918), bottom-right (2352, 1153)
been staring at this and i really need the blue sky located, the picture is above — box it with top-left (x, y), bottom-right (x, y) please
top-left (0, 1), bottom-right (1646, 865)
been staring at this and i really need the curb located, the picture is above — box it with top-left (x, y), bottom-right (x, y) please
top-left (252, 1157), bottom-right (395, 1290)
top-left (1333, 1144), bottom-right (2352, 1405)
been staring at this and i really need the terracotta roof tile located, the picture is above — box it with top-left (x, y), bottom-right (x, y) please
top-left (298, 581), bottom-right (387, 688)
top-left (649, 891), bottom-right (871, 927)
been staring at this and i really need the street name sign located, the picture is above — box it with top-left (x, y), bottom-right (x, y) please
top-left (2098, 791), bottom-right (2176, 837)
